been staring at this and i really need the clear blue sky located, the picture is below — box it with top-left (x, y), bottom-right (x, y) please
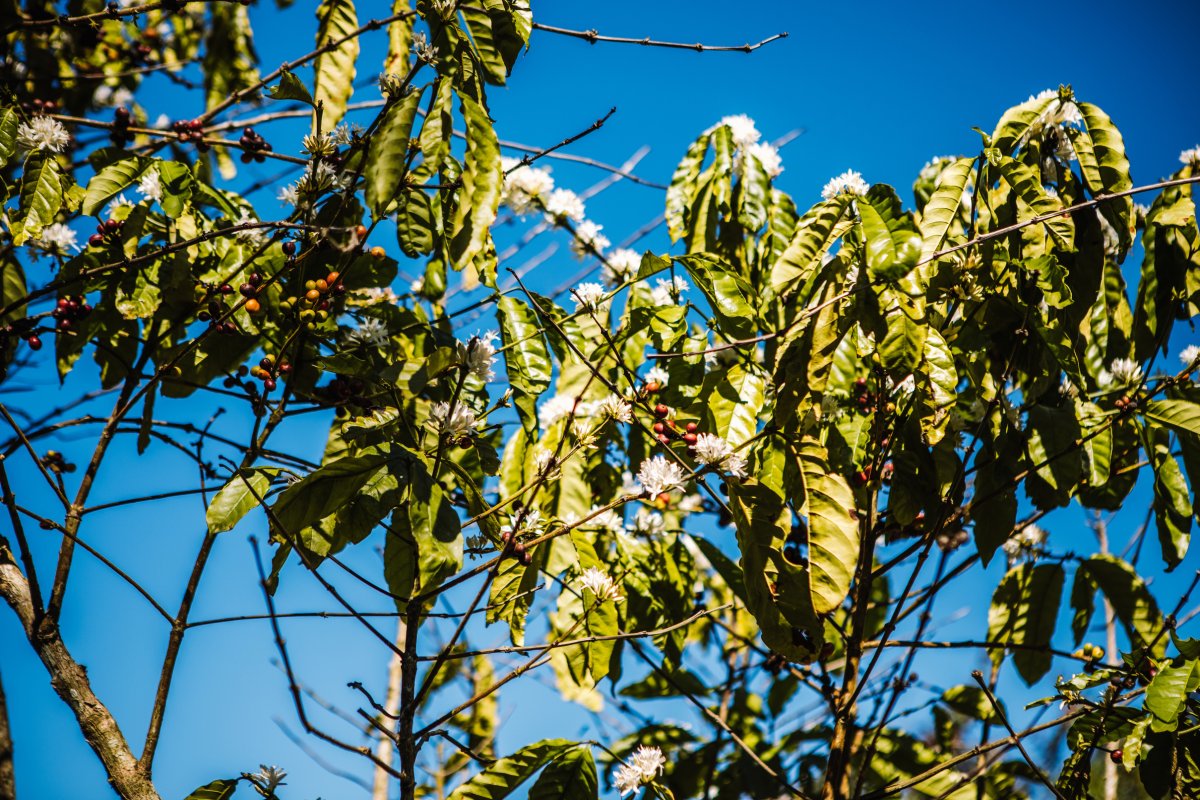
top-left (4, 1), bottom-right (1200, 798)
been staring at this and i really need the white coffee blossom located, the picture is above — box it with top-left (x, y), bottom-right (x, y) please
top-left (136, 167), bottom-right (163, 203)
top-left (1180, 146), bottom-right (1200, 166)
top-left (105, 194), bottom-right (133, 216)
top-left (631, 745), bottom-right (667, 781)
top-left (277, 182), bottom-right (300, 207)
top-left (500, 508), bottom-right (543, 541)
top-left (330, 123), bottom-right (362, 146)
top-left (1002, 523), bottom-right (1047, 564)
top-left (542, 188), bottom-right (585, 223)
top-left (737, 141), bottom-right (784, 178)
top-left (1028, 88), bottom-right (1083, 126)
top-left (31, 222), bottom-right (78, 255)
top-left (302, 160), bottom-right (349, 193)
top-left (678, 493), bottom-right (704, 513)
top-left (1099, 357), bottom-right (1143, 387)
top-left (458, 331), bottom-right (498, 382)
top-left (644, 365), bottom-right (669, 387)
top-left (613, 763), bottom-right (642, 797)
top-left (633, 508), bottom-right (664, 535)
top-left (538, 393), bottom-right (578, 428)
top-left (651, 276), bottom-right (688, 306)
top-left (248, 765), bottom-right (287, 793)
top-left (636, 455), bottom-right (686, 496)
top-left (570, 221), bottom-right (609, 258)
top-left (578, 566), bottom-right (623, 602)
top-left (234, 211), bottom-right (266, 246)
top-left (711, 114), bottom-right (761, 149)
top-left (1058, 375), bottom-right (1079, 399)
top-left (1180, 345), bottom-right (1200, 367)
top-left (17, 116), bottom-right (69, 153)
top-left (821, 169), bottom-right (870, 200)
top-left (602, 248), bottom-right (641, 286)
top-left (348, 287), bottom-right (400, 307)
top-left (93, 84), bottom-right (133, 108)
top-left (429, 401), bottom-right (478, 437)
top-left (599, 394), bottom-right (633, 423)
top-left (532, 448), bottom-right (560, 480)
top-left (345, 317), bottom-right (390, 349)
top-left (572, 281), bottom-right (607, 310)
top-left (691, 433), bottom-right (748, 477)
top-left (500, 157), bottom-right (555, 215)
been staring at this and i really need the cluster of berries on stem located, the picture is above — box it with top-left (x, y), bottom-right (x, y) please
top-left (171, 118), bottom-right (209, 152)
top-left (279, 263), bottom-right (345, 329)
top-left (52, 295), bottom-right (92, 332)
top-left (88, 217), bottom-right (124, 249)
top-left (193, 281), bottom-right (240, 335)
top-left (237, 127), bottom-right (272, 163)
top-left (500, 527), bottom-right (534, 567)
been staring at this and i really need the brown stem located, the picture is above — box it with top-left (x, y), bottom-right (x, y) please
top-left (0, 547), bottom-right (161, 800)
top-left (0, 667), bottom-right (13, 800)
top-left (372, 618), bottom-right (407, 800)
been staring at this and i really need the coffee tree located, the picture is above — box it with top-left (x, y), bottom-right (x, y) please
top-left (1, 2), bottom-right (1200, 799)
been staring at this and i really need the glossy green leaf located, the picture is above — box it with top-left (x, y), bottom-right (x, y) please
top-left (1079, 554), bottom-right (1165, 657)
top-left (769, 197), bottom-right (849, 297)
top-left (447, 739), bottom-right (575, 800)
top-left (449, 93), bottom-right (502, 280)
top-left (918, 156), bottom-right (974, 264)
top-left (527, 746), bottom-right (598, 800)
top-left (206, 468), bottom-right (280, 533)
top-left (793, 437), bottom-right (859, 616)
top-left (987, 562), bottom-right (1064, 684)
top-left (312, 0), bottom-right (359, 131)
top-left (15, 153), bottom-right (64, 243)
top-left (267, 67), bottom-right (314, 105)
top-left (497, 295), bottom-right (552, 436)
top-left (1145, 659), bottom-right (1200, 732)
top-left (183, 779), bottom-right (238, 800)
top-left (82, 156), bottom-right (149, 217)
top-left (364, 86), bottom-right (424, 216)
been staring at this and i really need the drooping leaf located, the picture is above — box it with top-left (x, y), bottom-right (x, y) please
top-left (267, 67), bottom-right (314, 106)
top-left (1078, 554), bottom-right (1165, 657)
top-left (527, 747), bottom-right (598, 800)
top-left (82, 156), bottom-right (150, 216)
top-left (918, 156), bottom-right (975, 264)
top-left (364, 86), bottom-right (424, 216)
top-left (183, 780), bottom-right (238, 800)
top-left (312, 0), bottom-right (359, 131)
top-left (449, 93), bottom-right (502, 283)
top-left (447, 739), bottom-right (576, 800)
top-left (792, 437), bottom-right (859, 616)
top-left (206, 468), bottom-right (280, 533)
top-left (986, 562), bottom-right (1064, 684)
top-left (497, 295), bottom-right (552, 436)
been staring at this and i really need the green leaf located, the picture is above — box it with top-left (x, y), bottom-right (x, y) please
top-left (156, 161), bottom-right (195, 218)
top-left (383, 0), bottom-right (414, 76)
top-left (497, 296), bottom-right (552, 436)
top-left (447, 739), bottom-right (576, 800)
top-left (183, 779), bottom-right (238, 800)
top-left (990, 92), bottom-right (1056, 154)
top-left (0, 107), bottom-right (17, 168)
top-left (1144, 399), bottom-right (1200, 439)
top-left (1145, 660), bottom-right (1200, 732)
top-left (268, 67), bottom-right (314, 105)
top-left (364, 87), bottom-right (424, 216)
top-left (793, 438), bottom-right (859, 616)
top-left (527, 746), bottom-right (598, 800)
top-left (461, 1), bottom-right (531, 85)
top-left (312, 0), bottom-right (359, 131)
top-left (918, 156), bottom-right (974, 264)
top-left (986, 562), bottom-right (1064, 684)
top-left (1079, 554), bottom-right (1165, 657)
top-left (1143, 423), bottom-right (1192, 570)
top-left (942, 684), bottom-right (1003, 723)
top-left (15, 153), bottom-right (65, 243)
top-left (203, 4), bottom-right (260, 112)
top-left (82, 156), bottom-right (149, 217)
top-left (675, 252), bottom-right (758, 339)
top-left (206, 468), bottom-right (280, 533)
top-left (996, 157), bottom-right (1073, 249)
top-left (666, 132), bottom-right (712, 244)
top-left (1074, 101), bottom-right (1134, 252)
top-left (449, 93), bottom-right (502, 281)
top-left (271, 451), bottom-right (393, 550)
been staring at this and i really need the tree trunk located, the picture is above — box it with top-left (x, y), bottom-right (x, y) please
top-left (0, 552), bottom-right (160, 800)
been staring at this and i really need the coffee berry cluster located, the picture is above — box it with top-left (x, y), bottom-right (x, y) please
top-left (237, 127), bottom-right (272, 164)
top-left (87, 217), bottom-right (124, 249)
top-left (248, 354), bottom-right (291, 393)
top-left (110, 106), bottom-right (131, 148)
top-left (193, 281), bottom-right (240, 335)
top-left (52, 295), bottom-right (92, 332)
top-left (651, 404), bottom-right (700, 449)
top-left (499, 528), bottom-right (534, 567)
top-left (171, 118), bottom-right (209, 152)
top-left (279, 269), bottom-right (345, 329)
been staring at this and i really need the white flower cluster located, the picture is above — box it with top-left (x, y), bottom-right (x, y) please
top-left (30, 222), bottom-right (78, 255)
top-left (650, 276), bottom-right (688, 307)
top-left (348, 287), bottom-right (401, 307)
top-left (93, 84), bottom-right (134, 108)
top-left (690, 433), bottom-right (748, 478)
top-left (589, 505), bottom-right (626, 536)
top-left (644, 365), bottom-right (669, 388)
top-left (1002, 523), bottom-right (1047, 564)
top-left (633, 508), bottom-right (664, 535)
top-left (137, 167), bottom-right (162, 203)
top-left (278, 161), bottom-right (350, 207)
top-left (234, 210), bottom-right (266, 246)
top-left (570, 220), bottom-right (610, 258)
top-left (345, 317), bottom-right (390, 349)
top-left (572, 281), bottom-right (607, 311)
top-left (1181, 146), bottom-right (1200, 166)
top-left (538, 392), bottom-right (633, 428)
top-left (578, 566), bottom-right (624, 603)
top-left (599, 394), bottom-right (633, 423)
top-left (458, 331), bottom-right (498, 382)
top-left (707, 114), bottom-right (784, 179)
top-left (248, 765), bottom-right (287, 794)
top-left (429, 401), bottom-right (478, 437)
top-left (821, 169), bottom-right (870, 201)
top-left (500, 507), bottom-right (544, 540)
top-left (1028, 88), bottom-right (1084, 127)
top-left (602, 248), bottom-right (641, 287)
top-left (1180, 345), bottom-right (1200, 368)
top-left (499, 156), bottom-right (555, 215)
top-left (636, 455), bottom-right (686, 497)
top-left (1099, 357), bottom-right (1143, 388)
top-left (17, 116), bottom-right (69, 153)
top-left (613, 745), bottom-right (666, 797)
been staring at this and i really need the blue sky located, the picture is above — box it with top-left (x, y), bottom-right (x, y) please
top-left (3, 1), bottom-right (1200, 798)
